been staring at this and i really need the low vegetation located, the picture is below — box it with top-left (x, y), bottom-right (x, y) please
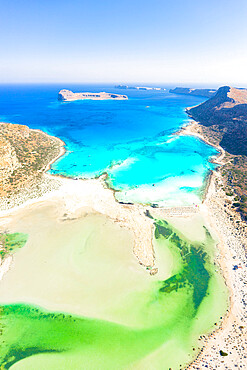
top-left (0, 123), bottom-right (63, 199)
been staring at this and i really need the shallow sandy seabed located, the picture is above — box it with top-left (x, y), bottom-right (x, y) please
top-left (0, 121), bottom-right (246, 369)
top-left (0, 177), bottom-right (228, 369)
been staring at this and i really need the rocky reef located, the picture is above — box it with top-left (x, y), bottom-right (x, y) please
top-left (58, 89), bottom-right (128, 101)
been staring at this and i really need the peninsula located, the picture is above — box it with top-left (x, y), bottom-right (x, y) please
top-left (170, 87), bottom-right (217, 98)
top-left (58, 89), bottom-right (128, 101)
top-left (185, 86), bottom-right (247, 220)
top-left (175, 85), bottom-right (247, 369)
top-left (0, 123), bottom-right (64, 210)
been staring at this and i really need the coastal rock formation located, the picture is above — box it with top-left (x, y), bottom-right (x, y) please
top-left (186, 86), bottom-right (247, 155)
top-left (169, 87), bottom-right (216, 98)
top-left (58, 89), bottom-right (128, 101)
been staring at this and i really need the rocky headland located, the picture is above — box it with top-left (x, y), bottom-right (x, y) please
top-left (0, 123), bottom-right (64, 210)
top-left (58, 89), bottom-right (128, 101)
top-left (186, 86), bottom-right (247, 155)
top-left (185, 86), bottom-right (247, 220)
top-left (173, 85), bottom-right (247, 369)
top-left (170, 87), bottom-right (217, 98)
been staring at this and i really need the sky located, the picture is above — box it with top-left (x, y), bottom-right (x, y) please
top-left (0, 0), bottom-right (247, 85)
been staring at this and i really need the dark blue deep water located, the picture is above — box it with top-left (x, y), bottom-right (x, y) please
top-left (0, 84), bottom-right (217, 206)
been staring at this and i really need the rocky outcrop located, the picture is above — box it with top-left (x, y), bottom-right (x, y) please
top-left (58, 89), bottom-right (128, 101)
top-left (169, 87), bottom-right (216, 98)
top-left (186, 86), bottom-right (247, 156)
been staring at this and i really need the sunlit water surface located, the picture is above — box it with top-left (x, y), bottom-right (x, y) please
top-left (0, 84), bottom-right (217, 206)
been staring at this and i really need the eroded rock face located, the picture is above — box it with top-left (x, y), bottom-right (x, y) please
top-left (58, 89), bottom-right (128, 101)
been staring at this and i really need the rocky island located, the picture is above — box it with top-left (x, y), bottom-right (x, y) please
top-left (58, 89), bottom-right (128, 101)
top-left (115, 85), bottom-right (165, 91)
top-left (170, 87), bottom-right (217, 98)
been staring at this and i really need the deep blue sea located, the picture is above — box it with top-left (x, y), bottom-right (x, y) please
top-left (0, 84), bottom-right (217, 206)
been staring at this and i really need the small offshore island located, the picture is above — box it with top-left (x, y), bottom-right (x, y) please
top-left (0, 85), bottom-right (246, 369)
top-left (58, 89), bottom-right (128, 101)
top-left (115, 84), bottom-right (165, 91)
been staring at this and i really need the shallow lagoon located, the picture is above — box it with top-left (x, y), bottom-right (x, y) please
top-left (0, 85), bottom-right (227, 368)
top-left (0, 203), bottom-right (228, 369)
top-left (0, 85), bottom-right (217, 206)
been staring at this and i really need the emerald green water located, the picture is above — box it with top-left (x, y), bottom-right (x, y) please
top-left (0, 233), bottom-right (28, 261)
top-left (0, 218), bottom-right (228, 370)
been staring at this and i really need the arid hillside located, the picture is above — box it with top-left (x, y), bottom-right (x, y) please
top-left (186, 86), bottom-right (247, 156)
top-left (186, 86), bottom-right (247, 220)
top-left (0, 123), bottom-right (64, 199)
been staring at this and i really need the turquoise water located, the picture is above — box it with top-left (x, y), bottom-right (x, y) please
top-left (0, 85), bottom-right (228, 369)
top-left (0, 84), bottom-right (217, 205)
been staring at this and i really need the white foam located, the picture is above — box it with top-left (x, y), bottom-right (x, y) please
top-left (115, 174), bottom-right (203, 207)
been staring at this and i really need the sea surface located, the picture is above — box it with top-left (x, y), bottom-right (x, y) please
top-left (0, 84), bottom-right (217, 206)
top-left (0, 84), bottom-right (228, 369)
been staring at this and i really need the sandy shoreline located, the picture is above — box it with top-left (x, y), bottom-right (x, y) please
top-left (181, 121), bottom-right (247, 369)
top-left (0, 121), bottom-right (246, 368)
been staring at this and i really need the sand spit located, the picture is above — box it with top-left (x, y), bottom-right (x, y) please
top-left (0, 170), bottom-right (202, 282)
top-left (181, 122), bottom-right (247, 369)
top-left (0, 175), bottom-right (155, 269)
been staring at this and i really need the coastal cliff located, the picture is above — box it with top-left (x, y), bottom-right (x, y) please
top-left (186, 86), bottom-right (247, 155)
top-left (185, 86), bottom-right (247, 220)
top-left (170, 87), bottom-right (216, 98)
top-left (58, 89), bottom-right (128, 101)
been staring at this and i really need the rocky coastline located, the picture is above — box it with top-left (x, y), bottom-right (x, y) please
top-left (181, 121), bottom-right (247, 369)
top-left (0, 123), bottom-right (64, 211)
